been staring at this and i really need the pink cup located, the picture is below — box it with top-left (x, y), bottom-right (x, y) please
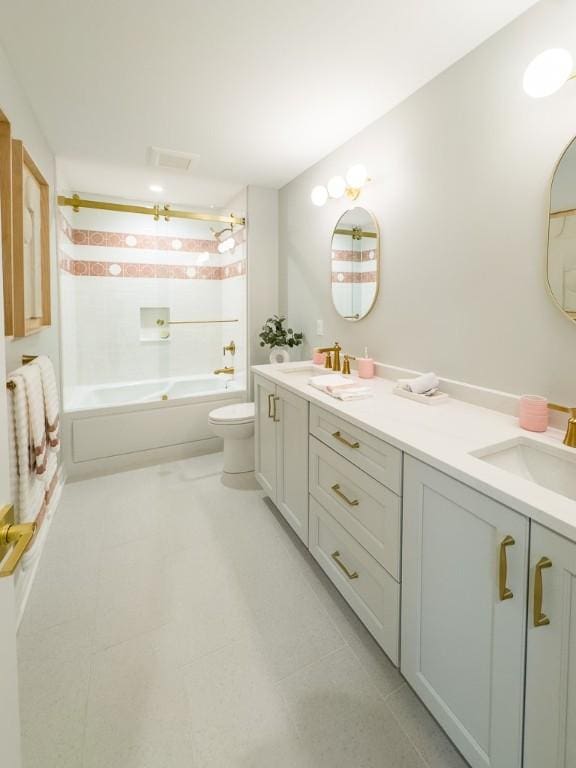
top-left (518, 395), bottom-right (548, 432)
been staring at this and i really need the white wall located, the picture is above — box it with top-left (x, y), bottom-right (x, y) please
top-left (247, 186), bottom-right (279, 366)
top-left (0, 43), bottom-right (60, 379)
top-left (279, 0), bottom-right (576, 403)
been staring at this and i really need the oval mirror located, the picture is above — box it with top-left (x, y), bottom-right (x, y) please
top-left (548, 137), bottom-right (576, 322)
top-left (330, 207), bottom-right (379, 321)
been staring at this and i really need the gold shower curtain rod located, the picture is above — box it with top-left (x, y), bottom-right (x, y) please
top-left (57, 194), bottom-right (246, 226)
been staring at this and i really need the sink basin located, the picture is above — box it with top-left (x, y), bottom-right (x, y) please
top-left (472, 437), bottom-right (576, 502)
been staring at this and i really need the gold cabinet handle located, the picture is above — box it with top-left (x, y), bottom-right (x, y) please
top-left (267, 393), bottom-right (275, 419)
top-left (331, 483), bottom-right (359, 507)
top-left (499, 535), bottom-right (515, 601)
top-left (0, 507), bottom-right (36, 578)
top-left (534, 556), bottom-right (553, 627)
top-left (331, 550), bottom-right (359, 580)
top-left (332, 430), bottom-right (359, 449)
top-left (273, 396), bottom-right (280, 422)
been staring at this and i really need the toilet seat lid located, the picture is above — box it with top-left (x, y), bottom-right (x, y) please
top-left (209, 402), bottom-right (255, 424)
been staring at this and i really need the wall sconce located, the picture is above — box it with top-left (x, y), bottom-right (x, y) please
top-left (311, 164), bottom-right (369, 207)
top-left (523, 48), bottom-right (574, 98)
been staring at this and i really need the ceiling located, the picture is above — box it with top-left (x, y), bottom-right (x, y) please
top-left (0, 0), bottom-right (538, 205)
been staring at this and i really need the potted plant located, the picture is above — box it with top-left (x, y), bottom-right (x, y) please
top-left (259, 315), bottom-right (304, 364)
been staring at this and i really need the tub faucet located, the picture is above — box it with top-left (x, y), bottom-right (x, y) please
top-left (214, 366), bottom-right (234, 375)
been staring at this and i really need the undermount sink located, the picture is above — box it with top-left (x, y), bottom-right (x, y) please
top-left (471, 437), bottom-right (576, 502)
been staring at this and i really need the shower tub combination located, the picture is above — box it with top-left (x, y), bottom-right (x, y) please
top-left (62, 373), bottom-right (245, 479)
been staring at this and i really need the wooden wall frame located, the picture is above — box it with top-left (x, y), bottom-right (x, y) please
top-left (0, 110), bottom-right (13, 336)
top-left (12, 139), bottom-right (51, 337)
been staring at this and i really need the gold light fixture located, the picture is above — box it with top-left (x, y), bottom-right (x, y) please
top-left (311, 164), bottom-right (370, 207)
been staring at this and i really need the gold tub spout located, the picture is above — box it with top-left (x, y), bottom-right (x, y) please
top-left (214, 366), bottom-right (235, 375)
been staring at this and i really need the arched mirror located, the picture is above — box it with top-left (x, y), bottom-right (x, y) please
top-left (548, 137), bottom-right (576, 321)
top-left (330, 207), bottom-right (379, 321)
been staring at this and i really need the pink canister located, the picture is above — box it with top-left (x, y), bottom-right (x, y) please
top-left (518, 395), bottom-right (548, 432)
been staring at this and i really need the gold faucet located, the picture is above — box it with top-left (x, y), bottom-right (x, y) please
top-left (342, 354), bottom-right (356, 375)
top-left (223, 340), bottom-right (236, 355)
top-left (318, 342), bottom-right (342, 372)
top-left (214, 366), bottom-right (235, 375)
top-left (548, 403), bottom-right (576, 447)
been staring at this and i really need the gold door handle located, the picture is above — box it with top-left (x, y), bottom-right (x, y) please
top-left (267, 393), bottom-right (275, 418)
top-left (0, 505), bottom-right (36, 578)
top-left (534, 556), bottom-right (553, 627)
top-left (499, 535), bottom-right (515, 601)
top-left (331, 550), bottom-right (359, 580)
top-left (331, 483), bottom-right (359, 507)
top-left (332, 431), bottom-right (360, 449)
top-left (273, 396), bottom-right (280, 422)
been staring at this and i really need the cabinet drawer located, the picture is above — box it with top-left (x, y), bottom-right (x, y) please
top-left (310, 405), bottom-right (402, 493)
top-left (309, 436), bottom-right (400, 578)
top-left (309, 496), bottom-right (400, 664)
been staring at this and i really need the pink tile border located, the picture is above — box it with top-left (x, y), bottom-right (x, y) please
top-left (59, 252), bottom-right (246, 281)
top-left (331, 249), bottom-right (377, 262)
top-left (331, 270), bottom-right (377, 283)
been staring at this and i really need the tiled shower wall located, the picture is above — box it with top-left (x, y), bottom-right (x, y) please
top-left (58, 202), bottom-right (246, 401)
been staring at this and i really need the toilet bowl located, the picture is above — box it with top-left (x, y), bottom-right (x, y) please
top-left (208, 402), bottom-right (255, 474)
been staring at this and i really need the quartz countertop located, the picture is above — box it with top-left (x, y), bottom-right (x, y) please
top-left (252, 362), bottom-right (576, 543)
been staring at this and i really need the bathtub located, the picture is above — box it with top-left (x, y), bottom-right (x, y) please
top-left (62, 374), bottom-right (246, 479)
top-left (65, 373), bottom-right (241, 410)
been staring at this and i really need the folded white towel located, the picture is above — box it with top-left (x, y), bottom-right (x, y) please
top-left (332, 387), bottom-right (372, 401)
top-left (397, 372), bottom-right (439, 395)
top-left (308, 373), bottom-right (350, 391)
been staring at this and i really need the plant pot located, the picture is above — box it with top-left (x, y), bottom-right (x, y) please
top-left (269, 346), bottom-right (291, 364)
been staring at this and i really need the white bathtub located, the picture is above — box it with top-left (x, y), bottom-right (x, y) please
top-left (65, 374), bottom-right (241, 410)
top-left (62, 374), bottom-right (245, 478)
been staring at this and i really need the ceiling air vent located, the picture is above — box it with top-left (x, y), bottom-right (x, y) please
top-left (147, 146), bottom-right (199, 172)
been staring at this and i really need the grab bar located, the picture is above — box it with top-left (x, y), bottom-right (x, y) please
top-left (168, 319), bottom-right (239, 325)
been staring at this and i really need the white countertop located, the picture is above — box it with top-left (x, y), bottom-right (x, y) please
top-left (252, 362), bottom-right (576, 543)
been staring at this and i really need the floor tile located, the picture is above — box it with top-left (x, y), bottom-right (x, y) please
top-left (18, 453), bottom-right (470, 768)
top-left (278, 647), bottom-right (427, 768)
top-left (387, 684), bottom-right (469, 768)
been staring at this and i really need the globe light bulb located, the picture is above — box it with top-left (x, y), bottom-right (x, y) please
top-left (346, 164), bottom-right (368, 188)
top-left (523, 49), bottom-right (573, 98)
top-left (327, 176), bottom-right (346, 199)
top-left (311, 185), bottom-right (328, 206)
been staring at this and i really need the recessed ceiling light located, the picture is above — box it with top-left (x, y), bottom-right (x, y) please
top-left (149, 184), bottom-right (163, 193)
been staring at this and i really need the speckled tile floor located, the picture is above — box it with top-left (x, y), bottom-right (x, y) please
top-left (18, 452), bottom-right (468, 768)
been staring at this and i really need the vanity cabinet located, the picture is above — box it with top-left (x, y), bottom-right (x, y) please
top-left (401, 456), bottom-right (528, 768)
top-left (524, 523), bottom-right (576, 768)
top-left (254, 374), bottom-right (309, 545)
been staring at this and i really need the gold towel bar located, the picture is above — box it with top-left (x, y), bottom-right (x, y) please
top-left (6, 354), bottom-right (38, 390)
top-left (168, 319), bottom-right (239, 325)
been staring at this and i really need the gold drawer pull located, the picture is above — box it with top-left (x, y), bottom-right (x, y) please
top-left (0, 505), bottom-right (36, 578)
top-left (331, 550), bottom-right (358, 580)
top-left (267, 393), bottom-right (274, 418)
top-left (332, 430), bottom-right (359, 449)
top-left (499, 535), bottom-right (515, 601)
top-left (534, 556), bottom-right (552, 627)
top-left (331, 483), bottom-right (359, 507)
top-left (273, 396), bottom-right (280, 422)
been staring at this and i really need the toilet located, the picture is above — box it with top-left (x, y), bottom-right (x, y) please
top-left (208, 402), bottom-right (255, 474)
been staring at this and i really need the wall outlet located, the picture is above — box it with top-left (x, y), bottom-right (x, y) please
top-left (316, 319), bottom-right (324, 336)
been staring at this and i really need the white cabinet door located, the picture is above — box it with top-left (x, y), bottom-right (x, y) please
top-left (525, 523), bottom-right (576, 768)
top-left (275, 385), bottom-right (309, 545)
top-left (254, 374), bottom-right (277, 499)
top-left (402, 457), bottom-right (528, 768)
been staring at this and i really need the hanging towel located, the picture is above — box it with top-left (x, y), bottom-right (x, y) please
top-left (6, 373), bottom-right (46, 523)
top-left (18, 363), bottom-right (48, 476)
top-left (35, 355), bottom-right (60, 451)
